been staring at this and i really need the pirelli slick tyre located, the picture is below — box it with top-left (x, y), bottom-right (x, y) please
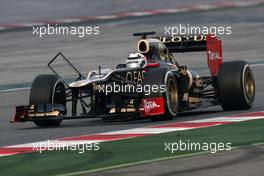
top-left (217, 61), bottom-right (255, 111)
top-left (151, 72), bottom-right (179, 121)
top-left (29, 74), bottom-right (66, 127)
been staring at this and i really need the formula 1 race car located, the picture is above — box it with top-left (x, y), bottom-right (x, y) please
top-left (13, 31), bottom-right (255, 127)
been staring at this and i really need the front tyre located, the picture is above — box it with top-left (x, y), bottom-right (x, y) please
top-left (151, 72), bottom-right (179, 121)
top-left (29, 74), bottom-right (66, 127)
top-left (164, 72), bottom-right (179, 119)
top-left (217, 61), bottom-right (255, 111)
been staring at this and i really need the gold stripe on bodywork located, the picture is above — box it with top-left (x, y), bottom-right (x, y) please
top-left (188, 97), bottom-right (202, 103)
top-left (110, 108), bottom-right (137, 113)
top-left (29, 111), bottom-right (60, 117)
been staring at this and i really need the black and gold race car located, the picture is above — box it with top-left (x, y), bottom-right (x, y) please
top-left (13, 31), bottom-right (255, 127)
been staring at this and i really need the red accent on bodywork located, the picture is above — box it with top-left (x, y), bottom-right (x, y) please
top-left (145, 62), bottom-right (160, 68)
top-left (142, 97), bottom-right (164, 116)
top-left (12, 106), bottom-right (28, 122)
top-left (206, 35), bottom-right (222, 76)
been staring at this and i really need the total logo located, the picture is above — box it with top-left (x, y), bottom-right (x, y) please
top-left (208, 51), bottom-right (220, 61)
top-left (144, 100), bottom-right (160, 111)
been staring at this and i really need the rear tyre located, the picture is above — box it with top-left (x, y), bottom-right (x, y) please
top-left (151, 72), bottom-right (179, 121)
top-left (29, 74), bottom-right (66, 127)
top-left (217, 61), bottom-right (255, 111)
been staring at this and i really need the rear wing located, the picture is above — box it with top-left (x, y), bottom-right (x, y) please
top-left (158, 35), bottom-right (222, 76)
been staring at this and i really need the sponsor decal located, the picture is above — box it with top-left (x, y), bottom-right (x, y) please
top-left (143, 97), bottom-right (164, 116)
top-left (145, 100), bottom-right (160, 110)
top-left (159, 35), bottom-right (206, 43)
top-left (207, 51), bottom-right (221, 61)
top-left (126, 70), bottom-right (145, 84)
top-left (206, 35), bottom-right (222, 76)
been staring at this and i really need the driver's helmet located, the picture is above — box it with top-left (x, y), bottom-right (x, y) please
top-left (126, 52), bottom-right (147, 68)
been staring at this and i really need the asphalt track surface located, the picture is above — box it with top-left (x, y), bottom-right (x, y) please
top-left (0, 0), bottom-right (252, 24)
top-left (0, 2), bottom-right (264, 175)
top-left (88, 145), bottom-right (264, 176)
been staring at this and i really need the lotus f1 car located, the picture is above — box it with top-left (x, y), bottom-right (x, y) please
top-left (13, 31), bottom-right (255, 127)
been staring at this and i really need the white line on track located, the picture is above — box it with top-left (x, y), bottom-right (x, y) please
top-left (251, 63), bottom-right (264, 67)
top-left (0, 87), bottom-right (30, 93)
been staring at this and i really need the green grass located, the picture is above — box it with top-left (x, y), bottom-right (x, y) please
top-left (1, 119), bottom-right (264, 176)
